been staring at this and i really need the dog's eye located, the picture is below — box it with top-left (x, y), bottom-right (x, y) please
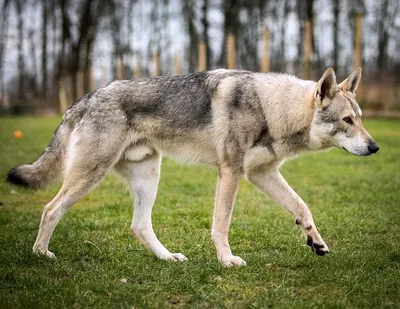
top-left (343, 117), bottom-right (353, 124)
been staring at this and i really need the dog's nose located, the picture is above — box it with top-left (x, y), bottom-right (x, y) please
top-left (368, 142), bottom-right (380, 154)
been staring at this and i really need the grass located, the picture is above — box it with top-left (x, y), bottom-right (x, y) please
top-left (0, 116), bottom-right (399, 308)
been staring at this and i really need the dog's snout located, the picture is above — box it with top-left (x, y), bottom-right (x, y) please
top-left (368, 142), bottom-right (379, 154)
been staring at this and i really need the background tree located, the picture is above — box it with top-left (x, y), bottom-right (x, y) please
top-left (183, 0), bottom-right (199, 72)
top-left (15, 0), bottom-right (26, 99)
top-left (0, 0), bottom-right (11, 105)
top-left (219, 0), bottom-right (240, 67)
top-left (0, 0), bottom-right (399, 114)
top-left (332, 0), bottom-right (340, 72)
top-left (201, 0), bottom-right (211, 70)
top-left (41, 0), bottom-right (48, 97)
top-left (376, 0), bottom-right (399, 73)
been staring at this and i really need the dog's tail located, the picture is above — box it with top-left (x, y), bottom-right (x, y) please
top-left (6, 122), bottom-right (71, 189)
top-left (7, 93), bottom-right (90, 189)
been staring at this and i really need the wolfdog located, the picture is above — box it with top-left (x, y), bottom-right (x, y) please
top-left (7, 68), bottom-right (379, 267)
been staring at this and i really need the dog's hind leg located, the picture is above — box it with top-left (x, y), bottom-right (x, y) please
top-left (33, 125), bottom-right (125, 258)
top-left (115, 152), bottom-right (187, 262)
top-left (33, 173), bottom-right (108, 258)
top-left (246, 167), bottom-right (329, 256)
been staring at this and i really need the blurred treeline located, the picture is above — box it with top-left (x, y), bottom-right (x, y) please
top-left (0, 0), bottom-right (399, 115)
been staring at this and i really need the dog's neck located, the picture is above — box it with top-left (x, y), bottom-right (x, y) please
top-left (256, 74), bottom-right (318, 148)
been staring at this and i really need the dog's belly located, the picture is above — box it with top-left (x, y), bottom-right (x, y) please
top-left (123, 137), bottom-right (217, 165)
top-left (124, 144), bottom-right (154, 161)
top-left (159, 141), bottom-right (218, 165)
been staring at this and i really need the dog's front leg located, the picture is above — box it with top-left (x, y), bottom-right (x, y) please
top-left (247, 167), bottom-right (329, 256)
top-left (211, 166), bottom-right (246, 267)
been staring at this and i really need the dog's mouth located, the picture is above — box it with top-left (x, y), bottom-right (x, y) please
top-left (342, 146), bottom-right (372, 156)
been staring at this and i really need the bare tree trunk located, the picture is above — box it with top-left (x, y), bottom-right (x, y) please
top-left (84, 36), bottom-right (95, 92)
top-left (42, 0), bottom-right (48, 96)
top-left (127, 0), bottom-right (135, 61)
top-left (332, 0), bottom-right (340, 71)
top-left (306, 0), bottom-right (318, 65)
top-left (353, 13), bottom-right (362, 69)
top-left (110, 0), bottom-right (123, 80)
top-left (59, 0), bottom-right (71, 77)
top-left (279, 0), bottom-right (290, 71)
top-left (15, 0), bottom-right (26, 99)
top-left (237, 2), bottom-right (260, 71)
top-left (49, 0), bottom-right (58, 99)
top-left (377, 0), bottom-right (390, 71)
top-left (296, 0), bottom-right (306, 63)
top-left (161, 0), bottom-right (171, 75)
top-left (0, 0), bottom-right (11, 104)
top-left (68, 0), bottom-right (106, 98)
top-left (28, 28), bottom-right (38, 96)
top-left (201, 0), bottom-right (211, 69)
top-left (183, 0), bottom-right (198, 72)
top-left (71, 0), bottom-right (94, 77)
top-left (219, 0), bottom-right (240, 67)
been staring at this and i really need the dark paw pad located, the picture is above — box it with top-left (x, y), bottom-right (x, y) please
top-left (316, 249), bottom-right (327, 256)
top-left (312, 243), bottom-right (324, 250)
top-left (306, 236), bottom-right (329, 256)
top-left (307, 236), bottom-right (313, 247)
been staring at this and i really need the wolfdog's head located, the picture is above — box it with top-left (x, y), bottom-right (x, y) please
top-left (311, 68), bottom-right (379, 156)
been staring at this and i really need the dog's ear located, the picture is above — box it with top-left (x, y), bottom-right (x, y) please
top-left (338, 67), bottom-right (362, 94)
top-left (314, 68), bottom-right (337, 108)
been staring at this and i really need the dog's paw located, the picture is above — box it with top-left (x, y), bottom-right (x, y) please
top-left (33, 248), bottom-right (56, 259)
top-left (160, 252), bottom-right (188, 262)
top-left (220, 255), bottom-right (247, 267)
top-left (171, 253), bottom-right (188, 262)
top-left (307, 236), bottom-right (329, 256)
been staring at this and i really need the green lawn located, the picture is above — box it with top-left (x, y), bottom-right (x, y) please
top-left (0, 117), bottom-right (399, 308)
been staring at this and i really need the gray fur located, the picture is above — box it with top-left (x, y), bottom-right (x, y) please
top-left (253, 125), bottom-right (276, 156)
top-left (6, 68), bottom-right (379, 264)
top-left (7, 123), bottom-right (67, 189)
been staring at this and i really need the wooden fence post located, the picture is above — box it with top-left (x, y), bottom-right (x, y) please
top-left (89, 66), bottom-right (96, 92)
top-left (303, 19), bottom-right (312, 80)
top-left (65, 75), bottom-right (72, 105)
top-left (174, 51), bottom-right (181, 75)
top-left (117, 56), bottom-right (124, 80)
top-left (58, 77), bottom-right (67, 113)
top-left (198, 42), bottom-right (206, 72)
top-left (261, 27), bottom-right (270, 72)
top-left (58, 75), bottom-right (73, 113)
top-left (134, 55), bottom-right (141, 78)
top-left (227, 33), bottom-right (236, 69)
top-left (76, 71), bottom-right (84, 98)
top-left (153, 52), bottom-right (160, 77)
top-left (102, 67), bottom-right (108, 87)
